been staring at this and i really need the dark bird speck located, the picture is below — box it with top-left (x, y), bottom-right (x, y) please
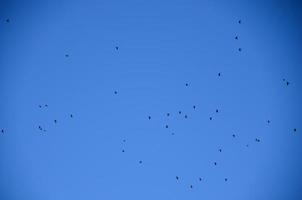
top-left (238, 20), bottom-right (242, 24)
top-left (286, 81), bottom-right (290, 86)
top-left (216, 109), bottom-right (219, 113)
top-left (70, 114), bottom-right (73, 118)
top-left (176, 176), bottom-right (179, 180)
top-left (54, 120), bottom-right (57, 123)
top-left (267, 120), bottom-right (270, 124)
top-left (115, 46), bottom-right (119, 50)
top-left (65, 54), bottom-right (69, 58)
top-left (219, 149), bottom-right (222, 152)
top-left (114, 91), bottom-right (118, 94)
top-left (165, 125), bottom-right (169, 128)
top-left (185, 83), bottom-right (189, 87)
top-left (193, 105), bottom-right (196, 109)
top-left (218, 72), bottom-right (221, 76)
top-left (225, 178), bottom-right (228, 182)
top-left (148, 116), bottom-right (151, 120)
top-left (199, 177), bottom-right (202, 181)
top-left (238, 48), bottom-right (242, 52)
top-left (122, 149), bottom-right (125, 153)
top-left (184, 115), bottom-right (188, 119)
top-left (167, 113), bottom-right (170, 117)
top-left (190, 185), bottom-right (193, 189)
top-left (232, 134), bottom-right (236, 138)
top-left (45, 104), bottom-right (48, 107)
top-left (214, 162), bottom-right (217, 166)
top-left (178, 111), bottom-right (182, 114)
top-left (294, 128), bottom-right (297, 132)
top-left (5, 19), bottom-right (9, 23)
top-left (209, 117), bottom-right (212, 120)
top-left (1, 129), bottom-right (4, 133)
top-left (235, 36), bottom-right (238, 40)
top-left (139, 160), bottom-right (142, 164)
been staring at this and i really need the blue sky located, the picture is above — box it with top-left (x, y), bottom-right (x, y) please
top-left (0, 0), bottom-right (302, 199)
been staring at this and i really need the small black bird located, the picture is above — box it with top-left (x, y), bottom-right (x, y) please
top-left (148, 116), bottom-right (151, 120)
top-left (45, 104), bottom-right (48, 107)
top-left (246, 144), bottom-right (249, 147)
top-left (294, 128), bottom-right (297, 132)
top-left (199, 177), bottom-right (202, 181)
top-left (190, 185), bottom-right (193, 189)
top-left (185, 83), bottom-right (189, 87)
top-left (165, 125), bottom-right (169, 128)
top-left (267, 120), bottom-right (270, 124)
top-left (167, 113), bottom-right (170, 117)
top-left (38, 126), bottom-right (42, 130)
top-left (178, 111), bottom-right (182, 114)
top-left (70, 114), bottom-right (73, 118)
top-left (218, 72), bottom-right (221, 76)
top-left (39, 105), bottom-right (42, 108)
top-left (5, 19), bottom-right (9, 23)
top-left (255, 138), bottom-right (260, 142)
top-left (1, 129), bottom-right (4, 133)
top-left (114, 91), bottom-right (118, 94)
top-left (65, 54), bottom-right (69, 58)
top-left (54, 120), bottom-right (57, 123)
top-left (238, 20), bottom-right (242, 24)
top-left (171, 132), bottom-right (175, 135)
top-left (216, 109), bottom-right (219, 113)
top-left (123, 139), bottom-right (126, 142)
top-left (209, 117), bottom-right (212, 120)
top-left (176, 176), bottom-right (179, 180)
top-left (139, 160), bottom-right (142, 164)
top-left (232, 134), bottom-right (236, 138)
top-left (122, 149), bottom-right (125, 153)
top-left (286, 81), bottom-right (290, 86)
top-left (224, 178), bottom-right (228, 182)
top-left (193, 105), bottom-right (196, 109)
top-left (115, 46), bottom-right (119, 50)
top-left (184, 115), bottom-right (188, 119)
top-left (238, 48), bottom-right (242, 52)
top-left (214, 162), bottom-right (217, 166)
top-left (235, 36), bottom-right (238, 40)
top-left (219, 149), bottom-right (222, 152)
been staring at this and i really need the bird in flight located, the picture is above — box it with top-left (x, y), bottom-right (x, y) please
top-left (114, 91), bottom-right (118, 94)
top-left (216, 109), bottom-right (219, 113)
top-left (176, 176), bottom-right (179, 180)
top-left (70, 114), bottom-right (73, 118)
top-left (148, 116), bottom-right (151, 120)
top-left (165, 125), bottom-right (169, 128)
top-left (235, 36), bottom-right (238, 40)
top-left (209, 117), bottom-right (213, 120)
top-left (238, 48), bottom-right (242, 52)
top-left (5, 19), bottom-right (9, 23)
top-left (167, 113), bottom-right (170, 117)
top-left (193, 105), bottom-right (196, 109)
top-left (238, 19), bottom-right (242, 24)
top-left (1, 129), bottom-right (4, 133)
top-left (115, 46), bottom-right (119, 50)
top-left (184, 115), bottom-right (188, 119)
top-left (54, 120), bottom-right (57, 123)
top-left (294, 128), bottom-right (297, 132)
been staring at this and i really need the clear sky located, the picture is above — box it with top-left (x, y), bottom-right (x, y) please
top-left (0, 0), bottom-right (302, 199)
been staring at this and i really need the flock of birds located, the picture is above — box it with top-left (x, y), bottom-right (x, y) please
top-left (0, 17), bottom-right (298, 192)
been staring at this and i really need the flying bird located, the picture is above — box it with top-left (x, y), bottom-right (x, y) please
top-left (238, 48), bottom-right (242, 52)
top-left (238, 20), bottom-right (242, 24)
top-left (115, 46), bottom-right (119, 50)
top-left (235, 36), bottom-right (238, 40)
top-left (148, 116), bottom-right (151, 120)
top-left (184, 115), bottom-right (188, 119)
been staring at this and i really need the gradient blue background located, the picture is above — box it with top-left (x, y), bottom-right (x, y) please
top-left (0, 0), bottom-right (302, 199)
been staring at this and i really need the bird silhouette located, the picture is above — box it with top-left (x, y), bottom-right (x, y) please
top-left (38, 126), bottom-right (42, 130)
top-left (167, 113), bottom-right (170, 117)
top-left (45, 104), bottom-right (48, 107)
top-left (294, 128), bottom-right (297, 132)
top-left (70, 114), bottom-right (73, 118)
top-left (214, 162), bottom-right (217, 166)
top-left (209, 117), bottom-right (212, 120)
top-left (114, 91), bottom-right (118, 94)
top-left (216, 109), bottom-right (219, 113)
top-left (235, 36), bottom-right (238, 40)
top-left (238, 48), bottom-right (242, 52)
top-left (219, 149), bottom-right (222, 152)
top-left (148, 116), bottom-right (151, 120)
top-left (193, 105), bottom-right (196, 109)
top-left (65, 54), bottom-right (69, 58)
top-left (286, 81), bottom-right (290, 86)
top-left (185, 83), bottom-right (189, 87)
top-left (224, 178), bottom-right (228, 181)
top-left (165, 125), bottom-right (169, 128)
top-left (139, 160), bottom-right (142, 164)
top-left (190, 185), bottom-right (193, 189)
top-left (232, 134), bottom-right (236, 138)
top-left (218, 72), bottom-right (221, 76)
top-left (54, 120), bottom-right (57, 123)
top-left (267, 120), bottom-right (270, 124)
top-left (39, 105), bottom-right (42, 108)
top-left (5, 19), bottom-right (9, 23)
top-left (238, 20), bottom-right (242, 24)
top-left (1, 129), bottom-right (4, 133)
top-left (178, 111), bottom-right (182, 114)
top-left (184, 115), bottom-right (188, 119)
top-left (115, 46), bottom-right (119, 50)
top-left (122, 149), bottom-right (125, 153)
top-left (199, 177), bottom-right (202, 181)
top-left (176, 176), bottom-right (179, 180)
